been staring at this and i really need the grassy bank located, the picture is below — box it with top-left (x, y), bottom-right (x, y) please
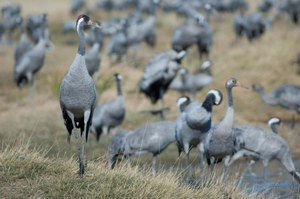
top-left (0, 142), bottom-right (264, 198)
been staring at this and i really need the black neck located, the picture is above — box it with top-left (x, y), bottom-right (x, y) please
top-left (116, 79), bottom-right (122, 96)
top-left (227, 86), bottom-right (233, 107)
top-left (271, 125), bottom-right (278, 134)
top-left (202, 94), bottom-right (213, 112)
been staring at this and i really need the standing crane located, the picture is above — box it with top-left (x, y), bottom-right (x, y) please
top-left (175, 89), bottom-right (223, 180)
top-left (59, 15), bottom-right (100, 176)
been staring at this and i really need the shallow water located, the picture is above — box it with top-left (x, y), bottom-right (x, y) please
top-left (238, 158), bottom-right (300, 198)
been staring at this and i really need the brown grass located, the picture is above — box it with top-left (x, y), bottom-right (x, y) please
top-left (0, 143), bottom-right (265, 199)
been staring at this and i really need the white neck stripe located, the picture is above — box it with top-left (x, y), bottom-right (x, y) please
top-left (77, 18), bottom-right (85, 33)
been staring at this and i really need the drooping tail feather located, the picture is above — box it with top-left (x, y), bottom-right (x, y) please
top-left (290, 171), bottom-right (300, 184)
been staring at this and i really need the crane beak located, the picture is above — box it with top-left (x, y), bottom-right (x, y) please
top-left (235, 81), bottom-right (249, 89)
top-left (94, 21), bottom-right (102, 29)
top-left (88, 20), bottom-right (102, 29)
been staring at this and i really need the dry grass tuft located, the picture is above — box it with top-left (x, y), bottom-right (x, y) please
top-left (0, 142), bottom-right (263, 199)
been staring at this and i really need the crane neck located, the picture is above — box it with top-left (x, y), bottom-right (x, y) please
top-left (218, 87), bottom-right (234, 133)
top-left (116, 79), bottom-right (122, 96)
top-left (77, 24), bottom-right (86, 56)
top-left (180, 73), bottom-right (187, 83)
top-left (227, 86), bottom-right (234, 107)
top-left (202, 93), bottom-right (213, 112)
top-left (256, 87), bottom-right (278, 105)
top-left (271, 125), bottom-right (278, 134)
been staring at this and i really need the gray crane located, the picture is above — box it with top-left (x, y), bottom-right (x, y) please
top-left (234, 12), bottom-right (275, 42)
top-left (107, 19), bottom-right (128, 64)
top-left (70, 0), bottom-right (86, 15)
top-left (169, 60), bottom-right (213, 99)
top-left (136, 0), bottom-right (160, 15)
top-left (14, 30), bottom-right (51, 96)
top-left (90, 73), bottom-right (125, 147)
top-left (176, 96), bottom-right (192, 113)
top-left (203, 78), bottom-right (248, 179)
top-left (126, 14), bottom-right (157, 48)
top-left (109, 120), bottom-right (176, 175)
top-left (226, 122), bottom-right (300, 184)
top-left (282, 0), bottom-right (300, 24)
top-left (62, 20), bottom-right (76, 34)
top-left (258, 0), bottom-right (274, 13)
top-left (139, 49), bottom-right (186, 119)
top-left (172, 14), bottom-right (213, 63)
top-left (252, 83), bottom-right (300, 127)
top-left (0, 2), bottom-right (22, 44)
top-left (59, 15), bottom-right (99, 176)
top-left (26, 13), bottom-right (50, 44)
top-left (268, 117), bottom-right (281, 134)
top-left (14, 22), bottom-right (32, 66)
top-left (175, 89), bottom-right (223, 180)
top-left (85, 41), bottom-right (101, 79)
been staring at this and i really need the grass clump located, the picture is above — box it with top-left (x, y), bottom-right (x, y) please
top-left (0, 142), bottom-right (262, 199)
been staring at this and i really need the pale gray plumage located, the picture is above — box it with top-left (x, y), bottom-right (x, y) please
top-left (136, 0), bottom-right (160, 15)
top-left (126, 15), bottom-right (156, 47)
top-left (175, 89), bottom-right (223, 180)
top-left (62, 20), bottom-right (76, 34)
top-left (172, 15), bottom-right (213, 61)
top-left (26, 13), bottom-right (50, 44)
top-left (1, 3), bottom-right (22, 44)
top-left (227, 123), bottom-right (300, 184)
top-left (14, 26), bottom-right (32, 66)
top-left (211, 0), bottom-right (248, 13)
top-left (169, 60), bottom-right (213, 98)
top-left (14, 35), bottom-right (49, 94)
top-left (203, 78), bottom-right (247, 179)
top-left (85, 42), bottom-right (101, 78)
top-left (109, 121), bottom-right (176, 175)
top-left (252, 83), bottom-right (300, 121)
top-left (233, 12), bottom-right (268, 42)
top-left (70, 0), bottom-right (85, 14)
top-left (107, 21), bottom-right (128, 63)
top-left (90, 73), bottom-right (125, 144)
top-left (258, 0), bottom-right (274, 13)
top-left (59, 15), bottom-right (98, 176)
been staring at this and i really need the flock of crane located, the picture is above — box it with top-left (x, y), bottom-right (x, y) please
top-left (1, 0), bottom-right (300, 188)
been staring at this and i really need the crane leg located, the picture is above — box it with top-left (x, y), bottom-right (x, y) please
top-left (238, 160), bottom-right (256, 187)
top-left (78, 110), bottom-right (91, 177)
top-left (221, 155), bottom-right (231, 181)
top-left (159, 87), bottom-right (166, 120)
top-left (66, 110), bottom-right (84, 176)
top-left (126, 155), bottom-right (132, 169)
top-left (27, 73), bottom-right (35, 98)
top-left (262, 160), bottom-right (268, 181)
top-left (160, 98), bottom-right (165, 120)
top-left (184, 144), bottom-right (190, 182)
top-left (247, 160), bottom-right (257, 177)
top-left (198, 142), bottom-right (205, 180)
top-left (152, 155), bottom-right (157, 175)
top-left (209, 157), bottom-right (216, 173)
top-left (291, 114), bottom-right (296, 129)
top-left (102, 126), bottom-right (109, 151)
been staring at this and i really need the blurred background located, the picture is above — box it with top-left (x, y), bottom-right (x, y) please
top-left (0, 0), bottom-right (299, 194)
